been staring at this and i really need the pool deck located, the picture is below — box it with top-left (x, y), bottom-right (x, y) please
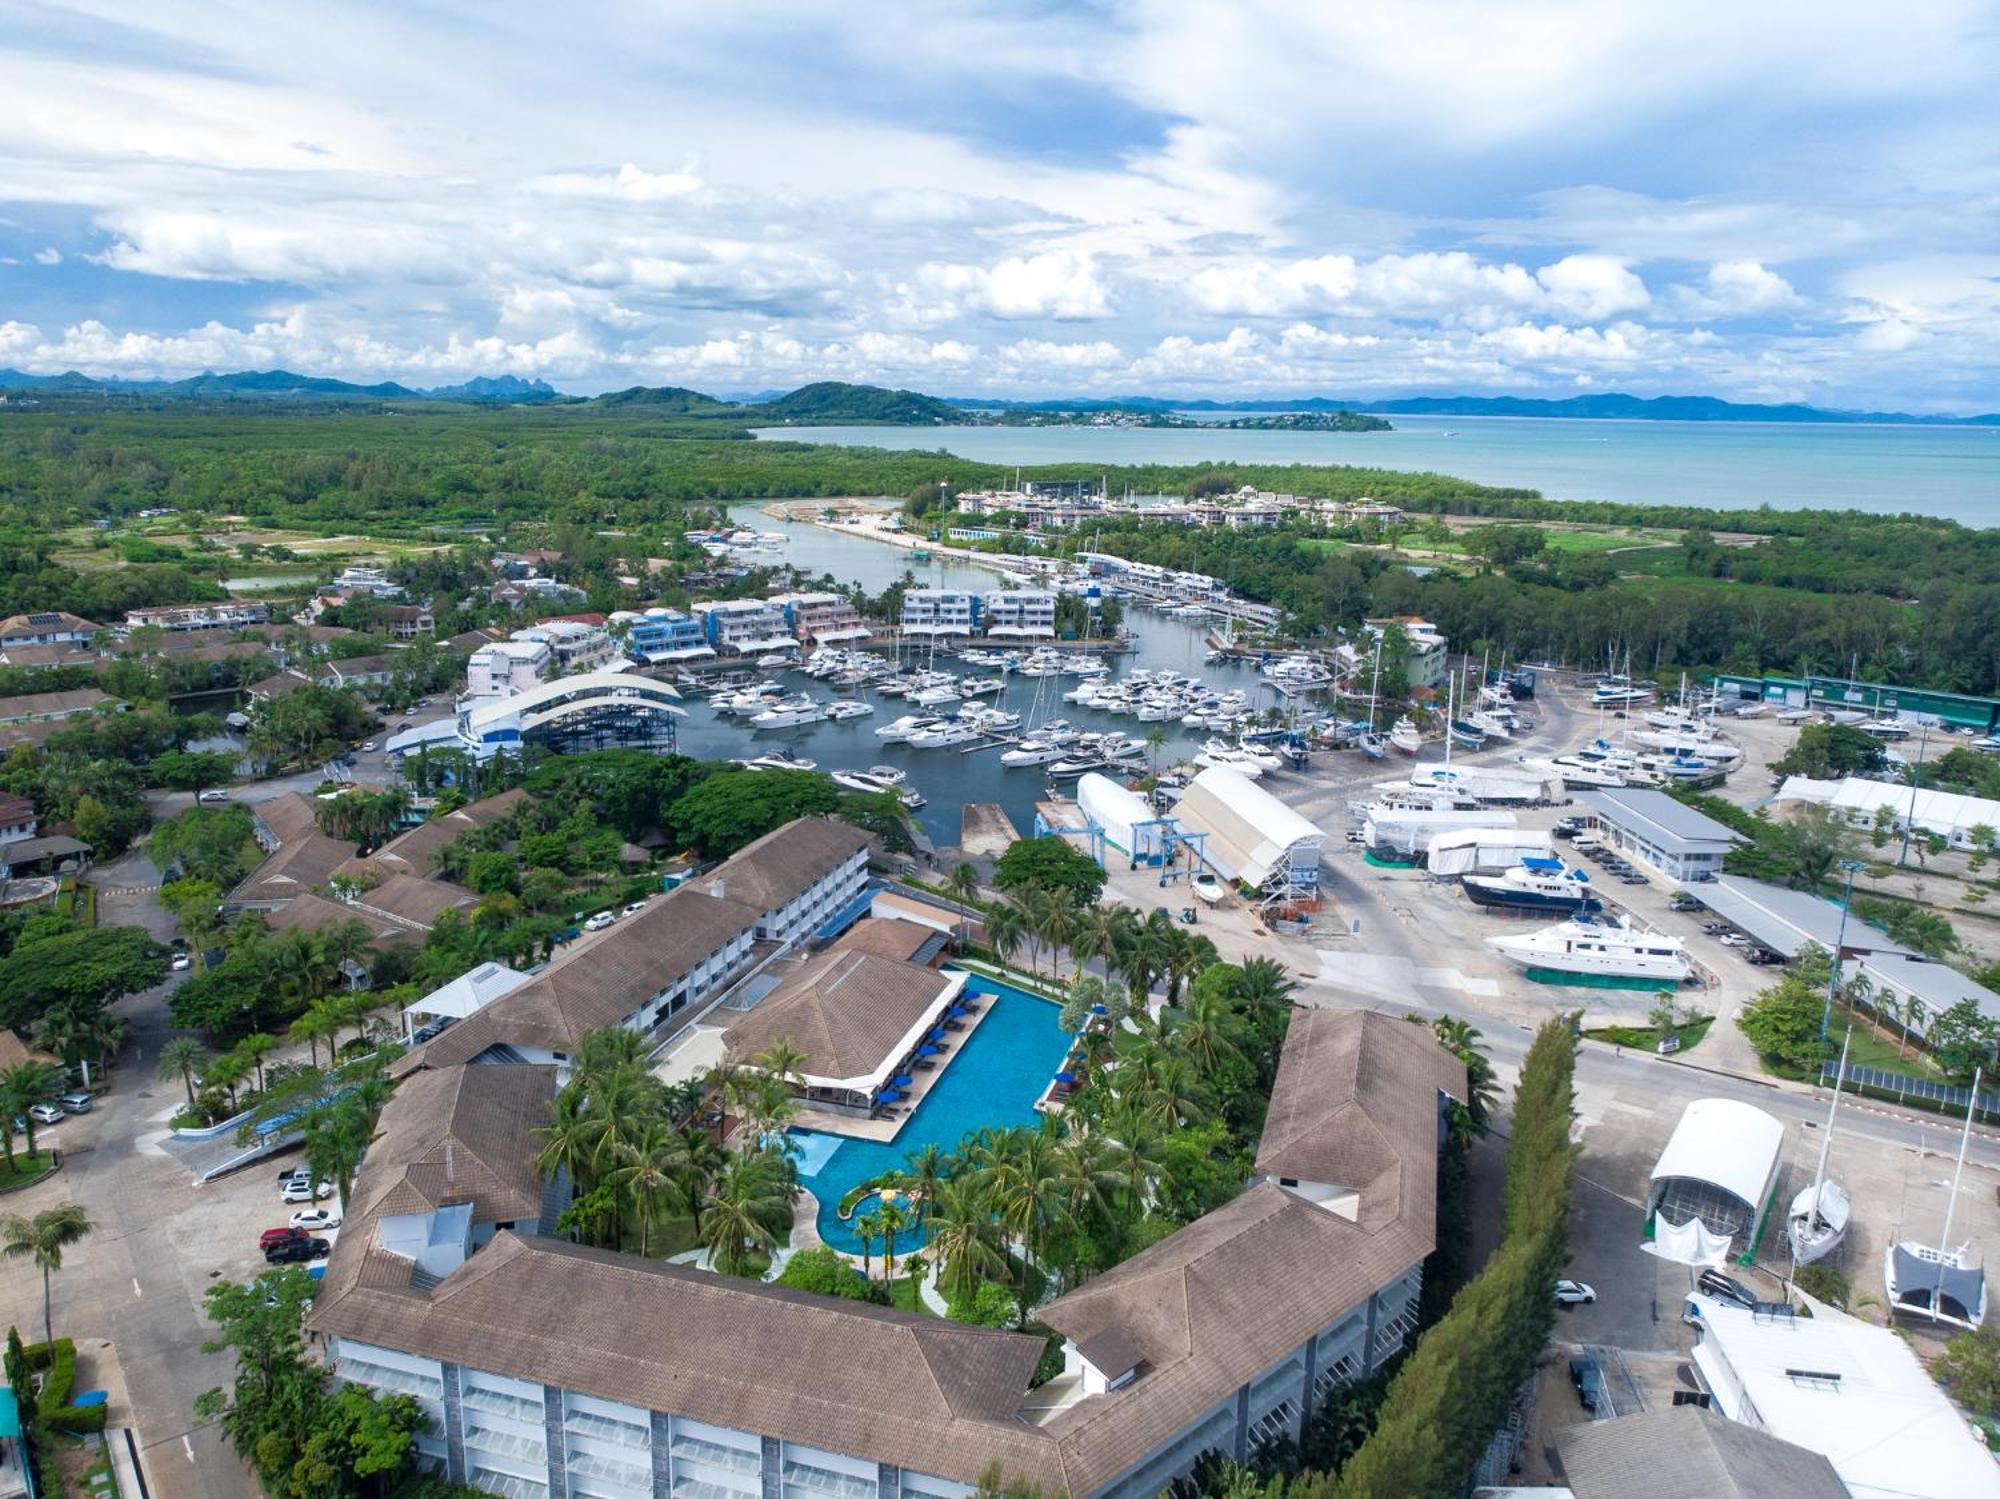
top-left (787, 989), bottom-right (1005, 1144)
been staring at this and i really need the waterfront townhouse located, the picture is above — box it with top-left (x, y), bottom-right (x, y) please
top-left (466, 639), bottom-right (552, 698)
top-left (320, 994), bottom-right (1463, 1497)
top-left (617, 608), bottom-right (714, 664)
top-left (691, 599), bottom-right (796, 656)
top-left (0, 611), bottom-right (100, 652)
top-left (513, 619), bottom-right (618, 676)
top-left (125, 600), bottom-right (269, 632)
top-left (900, 588), bottom-right (979, 638)
top-left (980, 589), bottom-right (1058, 639)
top-left (770, 591), bottom-right (872, 647)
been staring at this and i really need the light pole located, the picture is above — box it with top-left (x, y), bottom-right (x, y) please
top-left (1821, 858), bottom-right (1866, 1046)
top-left (1897, 718), bottom-right (1933, 867)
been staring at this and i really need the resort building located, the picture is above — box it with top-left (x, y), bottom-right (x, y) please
top-left (0, 688), bottom-right (119, 727)
top-left (1553, 1406), bottom-right (1846, 1499)
top-left (386, 672), bottom-right (686, 764)
top-left (223, 792), bottom-right (361, 913)
top-left (466, 639), bottom-right (553, 698)
top-left (0, 794), bottom-right (36, 847)
top-left (900, 589), bottom-right (979, 638)
top-left (692, 599), bottom-right (796, 656)
top-left (1173, 765), bottom-right (1326, 909)
top-left (771, 592), bottom-right (872, 647)
top-left (125, 601), bottom-right (269, 632)
top-left (618, 608), bottom-right (714, 664)
top-left (395, 818), bottom-right (873, 1075)
top-left (724, 950), bottom-right (967, 1114)
top-left (1577, 787), bottom-right (1742, 883)
top-left (384, 604), bottom-right (437, 640)
top-left (0, 611), bottom-right (100, 652)
top-left (513, 620), bottom-right (618, 676)
top-left (981, 590), bottom-right (1058, 639)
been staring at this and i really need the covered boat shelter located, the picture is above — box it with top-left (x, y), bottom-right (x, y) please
top-left (1645, 1098), bottom-right (1784, 1263)
top-left (1076, 773), bottom-right (1180, 868)
top-left (1172, 766), bottom-right (1325, 909)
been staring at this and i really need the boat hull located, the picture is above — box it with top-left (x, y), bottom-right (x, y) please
top-left (1462, 879), bottom-right (1600, 914)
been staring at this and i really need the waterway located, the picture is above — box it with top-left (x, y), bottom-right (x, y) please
top-left (669, 512), bottom-right (1293, 846)
top-left (753, 415), bottom-right (2000, 526)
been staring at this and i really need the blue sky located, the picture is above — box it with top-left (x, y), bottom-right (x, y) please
top-left (2, 1), bottom-right (1997, 409)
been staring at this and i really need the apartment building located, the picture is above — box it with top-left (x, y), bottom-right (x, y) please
top-left (900, 589), bottom-right (979, 638)
top-left (466, 640), bottom-right (552, 698)
top-left (512, 621), bottom-right (617, 676)
top-left (384, 605), bottom-right (437, 640)
top-left (618, 609), bottom-right (714, 664)
top-left (319, 1005), bottom-right (1462, 1499)
top-left (981, 589), bottom-right (1058, 638)
top-left (771, 592), bottom-right (872, 646)
top-left (691, 599), bottom-right (795, 656)
top-left (1367, 617), bottom-right (1448, 690)
top-left (124, 601), bottom-right (268, 632)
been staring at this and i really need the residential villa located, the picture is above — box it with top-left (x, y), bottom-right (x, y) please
top-left (466, 639), bottom-right (552, 698)
top-left (0, 611), bottom-right (100, 652)
top-left (900, 589), bottom-right (979, 638)
top-left (691, 599), bottom-right (796, 657)
top-left (618, 608), bottom-right (714, 665)
top-left (981, 590), bottom-right (1058, 639)
top-left (771, 592), bottom-right (872, 647)
top-left (514, 619), bottom-right (618, 677)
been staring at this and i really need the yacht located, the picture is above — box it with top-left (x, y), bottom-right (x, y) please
top-left (1467, 709), bottom-right (1515, 742)
top-left (907, 720), bottom-right (982, 748)
top-left (1388, 716), bottom-right (1423, 756)
top-left (874, 713), bottom-right (942, 742)
top-left (964, 706), bottom-right (1021, 733)
top-left (1449, 719), bottom-right (1488, 751)
top-left (1886, 1068), bottom-right (1987, 1328)
top-left (1632, 728), bottom-right (1739, 763)
top-left (1358, 732), bottom-right (1387, 760)
top-left (1635, 748), bottom-right (1726, 782)
top-left (1486, 914), bottom-right (1692, 983)
top-left (1859, 716), bottom-right (1913, 740)
top-left (823, 700), bottom-right (874, 720)
top-left (1046, 753), bottom-right (1108, 780)
top-left (1194, 749), bottom-right (1266, 779)
top-left (911, 682), bottom-right (964, 708)
top-left (1462, 856), bottom-right (1602, 914)
top-left (756, 651), bottom-right (798, 668)
top-left (750, 697), bottom-right (826, 730)
top-left (1789, 1032), bottom-right (1854, 1267)
top-left (739, 750), bottom-right (818, 772)
top-left (831, 768), bottom-right (925, 808)
top-left (1643, 702), bottom-right (1711, 732)
top-left (1591, 676), bottom-right (1653, 708)
top-left (1537, 755), bottom-right (1627, 789)
top-left (959, 677), bottom-right (1007, 698)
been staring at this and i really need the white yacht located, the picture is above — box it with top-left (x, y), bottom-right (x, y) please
top-left (1591, 676), bottom-right (1653, 707)
top-left (1487, 914), bottom-right (1692, 983)
top-left (874, 714), bottom-right (941, 742)
top-left (1462, 856), bottom-right (1602, 914)
top-left (750, 697), bottom-right (826, 730)
top-left (907, 720), bottom-right (982, 748)
top-left (1388, 716), bottom-right (1423, 756)
top-left (910, 682), bottom-right (964, 708)
top-left (964, 706), bottom-right (1022, 733)
top-left (959, 677), bottom-right (1006, 698)
top-left (1001, 740), bottom-right (1065, 767)
top-left (739, 750), bottom-right (817, 772)
top-left (823, 700), bottom-right (875, 720)
top-left (1467, 709), bottom-right (1515, 742)
top-left (1859, 716), bottom-right (1913, 740)
top-left (1632, 728), bottom-right (1740, 763)
top-left (1886, 1068), bottom-right (1987, 1329)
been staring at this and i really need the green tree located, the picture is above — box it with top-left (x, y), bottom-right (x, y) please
top-left (0, 1060), bottom-right (65, 1158)
top-left (1, 1203), bottom-right (92, 1345)
top-left (157, 1035), bottom-right (213, 1108)
top-left (699, 1151), bottom-right (793, 1277)
top-left (1936, 1326), bottom-right (2000, 1417)
top-left (670, 770), bottom-right (841, 858)
top-left (1925, 998), bottom-right (1998, 1083)
top-left (992, 836), bottom-right (1106, 904)
top-left (775, 1244), bottom-right (870, 1300)
top-left (0, 925), bottom-right (167, 1032)
top-left (1737, 966), bottom-right (1831, 1074)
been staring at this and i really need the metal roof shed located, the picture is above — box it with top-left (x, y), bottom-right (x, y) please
top-left (1173, 766), bottom-right (1326, 906)
top-left (1647, 1098), bottom-right (1783, 1252)
top-left (1578, 787), bottom-right (1741, 855)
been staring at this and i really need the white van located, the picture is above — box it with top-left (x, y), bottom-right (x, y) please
top-left (1570, 830), bottom-right (1603, 852)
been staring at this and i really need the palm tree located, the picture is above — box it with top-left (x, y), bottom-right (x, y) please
top-left (877, 1201), bottom-right (909, 1281)
top-left (574, 1026), bottom-right (648, 1087)
top-left (156, 1037), bottom-right (212, 1109)
top-left (947, 862), bottom-right (982, 944)
top-left (1068, 904), bottom-right (1127, 984)
top-left (926, 1176), bottom-right (1006, 1302)
top-left (287, 1006), bottom-right (334, 1070)
top-left (700, 1153), bottom-right (792, 1277)
top-left (1162, 931), bottom-right (1218, 1005)
top-left (320, 918), bottom-right (377, 991)
top-left (1010, 889), bottom-right (1054, 979)
top-left (1042, 897), bottom-right (1082, 982)
top-left (305, 1098), bottom-right (373, 1207)
top-left (1100, 1100), bottom-right (1165, 1218)
top-left (204, 1052), bottom-right (249, 1113)
top-left (2, 1204), bottom-right (93, 1345)
top-left (1167, 989), bottom-right (1239, 1078)
top-left (1905, 995), bottom-right (1929, 1055)
top-left (754, 1040), bottom-right (809, 1095)
top-left (855, 1212), bottom-right (881, 1278)
top-left (982, 901), bottom-right (1025, 972)
top-left (1235, 957), bottom-right (1297, 1020)
top-left (0, 1062), bottom-right (64, 1160)
top-left (233, 1033), bottom-right (280, 1095)
top-left (900, 1142), bottom-right (947, 1230)
top-left (534, 1089), bottom-right (597, 1199)
top-left (1431, 1016), bottom-right (1499, 1132)
top-left (612, 1121), bottom-right (689, 1258)
top-left (1144, 724), bottom-right (1168, 772)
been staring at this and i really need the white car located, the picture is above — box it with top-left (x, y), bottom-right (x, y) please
top-left (169, 952), bottom-right (192, 971)
top-left (289, 1208), bottom-right (342, 1232)
top-left (281, 1179), bottom-right (335, 1204)
top-left (27, 1103), bottom-right (63, 1126)
top-left (360, 741), bottom-right (377, 753)
top-left (1554, 1279), bottom-right (1597, 1305)
top-left (583, 911), bottom-right (617, 932)
top-left (1190, 872), bottom-right (1224, 904)
top-left (621, 901), bottom-right (648, 918)
top-left (1717, 933), bottom-right (1745, 947)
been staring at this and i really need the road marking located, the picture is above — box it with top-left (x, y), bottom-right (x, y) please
top-left (132, 1277), bottom-right (142, 1298)
top-left (183, 1434), bottom-right (195, 1463)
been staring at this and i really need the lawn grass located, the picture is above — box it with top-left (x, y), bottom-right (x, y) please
top-left (1829, 1000), bottom-right (1944, 1081)
top-left (1584, 1015), bottom-right (1715, 1055)
top-left (0, 1151), bottom-right (56, 1190)
top-left (884, 1274), bottom-right (934, 1316)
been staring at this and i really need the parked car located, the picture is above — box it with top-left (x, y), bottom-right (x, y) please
top-left (1717, 933), bottom-right (1745, 947)
top-left (1747, 948), bottom-right (1786, 966)
top-left (1552, 825), bottom-right (1576, 840)
top-left (1554, 1279), bottom-right (1597, 1305)
top-left (197, 788), bottom-right (232, 804)
top-left (278, 1165), bottom-right (311, 1185)
top-left (1698, 1269), bottom-right (1758, 1309)
top-left (259, 1227), bottom-right (306, 1249)
top-left (1656, 1034), bottom-right (1683, 1055)
top-left (1668, 896), bottom-right (1703, 912)
top-left (289, 1208), bottom-right (342, 1232)
top-left (264, 1237), bottom-right (331, 1265)
top-left (360, 741), bottom-right (377, 752)
top-left (621, 901), bottom-right (648, 918)
top-left (57, 1092), bottom-right (91, 1114)
top-left (1619, 873), bottom-right (1649, 885)
top-left (281, 1179), bottom-right (335, 1204)
top-left (583, 910), bottom-right (616, 932)
top-left (1568, 1356), bottom-right (1605, 1413)
top-left (27, 1103), bottom-right (64, 1126)
top-left (169, 952), bottom-right (192, 971)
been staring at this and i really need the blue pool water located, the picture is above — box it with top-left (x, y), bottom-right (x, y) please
top-left (791, 973), bottom-right (1071, 1254)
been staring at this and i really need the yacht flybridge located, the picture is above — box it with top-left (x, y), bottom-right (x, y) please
top-left (1486, 913), bottom-right (1692, 983)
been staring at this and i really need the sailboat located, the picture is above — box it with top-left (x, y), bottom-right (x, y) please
top-left (1885, 1064), bottom-right (1988, 1328)
top-left (1359, 635), bottom-right (1387, 758)
top-left (1388, 715), bottom-right (1422, 755)
top-left (1788, 1029), bottom-right (1852, 1265)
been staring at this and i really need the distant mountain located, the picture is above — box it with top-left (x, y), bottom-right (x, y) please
top-left (753, 381), bottom-right (961, 424)
top-left (166, 369), bottom-right (418, 399)
top-left (946, 392), bottom-right (2000, 426)
top-left (0, 368), bottom-right (163, 391)
top-left (591, 385), bottom-right (733, 412)
top-left (428, 374), bottom-right (559, 402)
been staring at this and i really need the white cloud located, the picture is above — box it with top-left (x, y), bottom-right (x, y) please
top-left (1533, 256), bottom-right (1650, 321)
top-left (918, 252), bottom-right (1113, 321)
top-left (999, 339), bottom-right (1125, 371)
top-left (32, 247), bottom-right (60, 266)
top-left (1672, 260), bottom-right (1803, 318)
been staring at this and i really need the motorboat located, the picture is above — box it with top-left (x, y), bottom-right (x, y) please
top-left (1389, 716), bottom-right (1423, 756)
top-left (874, 714), bottom-right (941, 742)
top-left (823, 700), bottom-right (874, 720)
top-left (1195, 750), bottom-right (1266, 779)
top-left (959, 677), bottom-right (1006, 698)
top-left (862, 765), bottom-right (907, 786)
top-left (1449, 719), bottom-right (1488, 751)
top-left (1486, 914), bottom-right (1692, 983)
top-left (739, 750), bottom-right (818, 772)
top-left (1191, 871), bottom-right (1225, 904)
top-left (1636, 749), bottom-right (1726, 782)
top-left (1632, 729), bottom-right (1739, 763)
top-left (1359, 732), bottom-right (1387, 760)
top-left (911, 682), bottom-right (964, 708)
top-left (1537, 754), bottom-right (1627, 789)
top-left (906, 720), bottom-right (982, 748)
top-left (756, 651), bottom-right (798, 668)
top-left (1462, 856), bottom-right (1601, 914)
top-left (750, 697), bottom-right (826, 730)
top-left (831, 768), bottom-right (925, 808)
top-left (1046, 754), bottom-right (1108, 779)
top-left (964, 706), bottom-right (1021, 732)
top-left (1000, 740), bottom-right (1066, 767)
top-left (1859, 716), bottom-right (1913, 740)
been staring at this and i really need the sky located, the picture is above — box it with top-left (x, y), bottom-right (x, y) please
top-left (2, 1), bottom-right (1998, 409)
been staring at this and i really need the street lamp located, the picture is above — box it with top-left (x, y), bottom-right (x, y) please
top-left (1821, 858), bottom-right (1867, 1046)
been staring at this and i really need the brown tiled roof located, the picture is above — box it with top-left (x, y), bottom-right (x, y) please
top-left (254, 791), bottom-right (323, 846)
top-left (346, 790), bottom-right (526, 881)
top-left (311, 1231), bottom-right (1059, 1487)
top-left (263, 893), bottom-right (409, 945)
top-left (724, 951), bottom-right (954, 1083)
top-left (0, 720), bottom-right (68, 750)
top-left (688, 816), bottom-right (871, 912)
top-left (0, 611), bottom-right (100, 640)
top-left (1556, 1406), bottom-right (1847, 1499)
top-left (351, 1064), bottom-right (554, 1226)
top-left (247, 670), bottom-right (313, 700)
top-left (0, 644), bottom-right (98, 668)
top-left (399, 884), bottom-right (760, 1070)
top-left (354, 874), bottom-right (478, 930)
top-left (1254, 1009), bottom-right (1466, 1232)
top-left (834, 917), bottom-right (939, 964)
top-left (0, 688), bottom-right (114, 722)
top-left (229, 793), bottom-right (354, 907)
top-left (0, 792), bottom-right (36, 827)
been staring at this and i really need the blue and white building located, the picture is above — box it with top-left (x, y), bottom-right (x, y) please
top-left (619, 608), bottom-right (715, 665)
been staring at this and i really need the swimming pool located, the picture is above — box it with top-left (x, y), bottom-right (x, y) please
top-left (790, 972), bottom-right (1071, 1255)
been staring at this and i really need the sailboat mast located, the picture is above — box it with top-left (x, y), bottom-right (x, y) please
top-left (1934, 1065), bottom-right (1981, 1320)
top-left (1367, 636), bottom-right (1383, 733)
top-left (1802, 1028), bottom-right (1852, 1241)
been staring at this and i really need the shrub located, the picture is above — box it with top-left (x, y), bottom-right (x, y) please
top-left (774, 1245), bottom-right (870, 1301)
top-left (1794, 1263), bottom-right (1851, 1310)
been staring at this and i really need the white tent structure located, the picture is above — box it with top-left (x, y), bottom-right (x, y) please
top-left (1076, 773), bottom-right (1176, 866)
top-left (1424, 827), bottom-right (1555, 876)
top-left (1173, 766), bottom-right (1326, 907)
top-left (401, 961), bottom-right (531, 1039)
top-left (1776, 775), bottom-right (2000, 850)
top-left (1645, 1099), bottom-right (1784, 1263)
top-left (1363, 805), bottom-right (1514, 857)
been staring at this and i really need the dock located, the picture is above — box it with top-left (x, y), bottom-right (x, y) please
top-left (960, 804), bottom-right (1020, 858)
